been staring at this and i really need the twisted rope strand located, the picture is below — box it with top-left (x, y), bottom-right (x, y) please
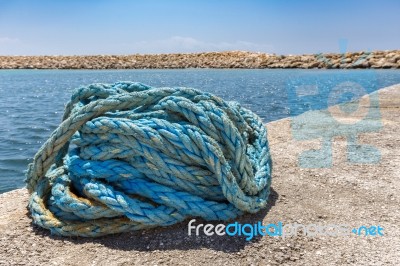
top-left (26, 82), bottom-right (272, 237)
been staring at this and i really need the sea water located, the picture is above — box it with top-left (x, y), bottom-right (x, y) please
top-left (1, 69), bottom-right (400, 193)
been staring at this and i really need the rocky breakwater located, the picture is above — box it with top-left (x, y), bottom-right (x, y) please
top-left (0, 50), bottom-right (399, 69)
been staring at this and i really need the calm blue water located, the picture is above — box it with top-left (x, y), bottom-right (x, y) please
top-left (1, 69), bottom-right (400, 193)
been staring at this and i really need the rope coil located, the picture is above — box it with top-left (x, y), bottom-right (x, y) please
top-left (26, 82), bottom-right (272, 237)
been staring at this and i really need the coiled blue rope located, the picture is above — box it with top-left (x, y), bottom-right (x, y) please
top-left (26, 82), bottom-right (272, 237)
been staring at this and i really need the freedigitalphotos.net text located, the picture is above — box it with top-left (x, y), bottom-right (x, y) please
top-left (188, 219), bottom-right (384, 241)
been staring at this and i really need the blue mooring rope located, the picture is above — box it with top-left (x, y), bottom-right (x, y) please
top-left (25, 82), bottom-right (272, 237)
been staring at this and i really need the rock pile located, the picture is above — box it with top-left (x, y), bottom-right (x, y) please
top-left (0, 50), bottom-right (399, 69)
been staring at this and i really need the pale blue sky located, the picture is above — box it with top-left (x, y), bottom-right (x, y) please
top-left (0, 0), bottom-right (399, 55)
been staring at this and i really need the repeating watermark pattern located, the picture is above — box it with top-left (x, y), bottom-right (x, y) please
top-left (188, 219), bottom-right (384, 241)
top-left (287, 39), bottom-right (382, 168)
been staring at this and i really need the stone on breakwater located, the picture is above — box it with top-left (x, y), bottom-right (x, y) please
top-left (0, 50), bottom-right (399, 69)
